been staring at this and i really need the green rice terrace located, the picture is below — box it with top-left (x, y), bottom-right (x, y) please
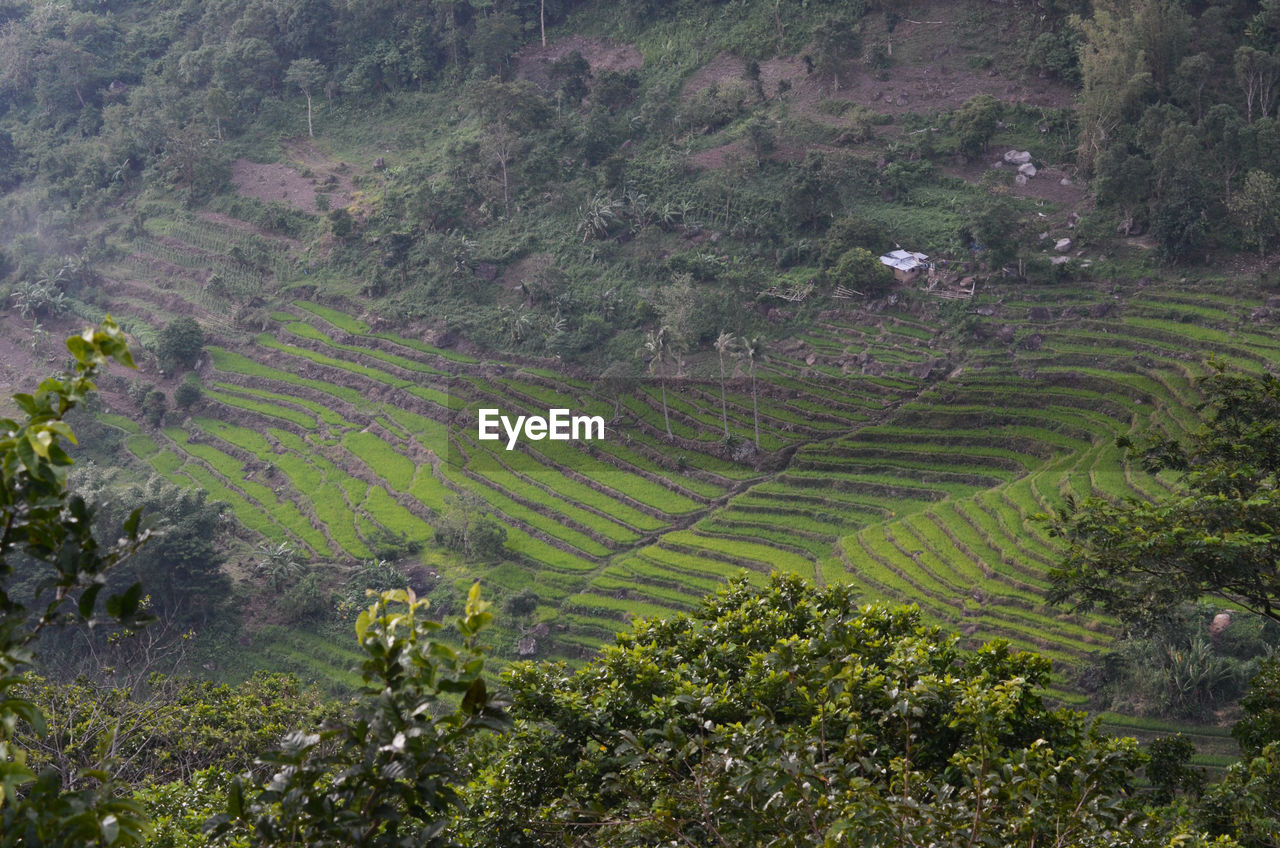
top-left (81, 212), bottom-right (1278, 766)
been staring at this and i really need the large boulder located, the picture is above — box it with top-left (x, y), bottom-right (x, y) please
top-left (1004, 150), bottom-right (1032, 165)
top-left (1018, 162), bottom-right (1037, 177)
top-left (1055, 238), bottom-right (1073, 252)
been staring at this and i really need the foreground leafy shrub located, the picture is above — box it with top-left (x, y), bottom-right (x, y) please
top-left (464, 573), bottom-right (1201, 847)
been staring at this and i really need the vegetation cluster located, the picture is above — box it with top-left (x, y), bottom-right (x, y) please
top-left (6, 0), bottom-right (1280, 844)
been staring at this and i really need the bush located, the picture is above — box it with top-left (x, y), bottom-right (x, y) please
top-left (329, 207), bottom-right (354, 239)
top-left (142, 390), bottom-right (168, 427)
top-left (157, 317), bottom-right (205, 372)
top-left (174, 380), bottom-right (202, 410)
top-left (822, 215), bottom-right (892, 262)
top-left (830, 246), bottom-right (895, 296)
top-left (280, 573), bottom-right (330, 624)
top-left (1029, 31), bottom-right (1081, 83)
top-left (128, 379), bottom-right (155, 408)
top-left (503, 588), bottom-right (539, 619)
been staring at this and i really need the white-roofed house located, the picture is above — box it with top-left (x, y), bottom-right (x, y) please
top-left (879, 249), bottom-right (929, 283)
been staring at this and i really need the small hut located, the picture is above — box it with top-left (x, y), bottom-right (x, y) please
top-left (879, 249), bottom-right (929, 283)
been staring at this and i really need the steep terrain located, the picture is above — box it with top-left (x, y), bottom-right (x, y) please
top-left (4, 0), bottom-right (1278, 771)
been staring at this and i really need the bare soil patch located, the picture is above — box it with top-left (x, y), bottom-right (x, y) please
top-left (497, 253), bottom-right (557, 298)
top-left (750, 56), bottom-right (1072, 125)
top-left (681, 1), bottom-right (1074, 135)
top-left (282, 138), bottom-right (358, 202)
top-left (0, 311), bottom-right (144, 410)
top-left (688, 139), bottom-right (749, 170)
top-left (515, 35), bottom-right (643, 90)
top-left (681, 53), bottom-right (751, 101)
top-left (231, 138), bottom-right (356, 215)
top-left (942, 160), bottom-right (1091, 210)
top-left (232, 161), bottom-right (321, 212)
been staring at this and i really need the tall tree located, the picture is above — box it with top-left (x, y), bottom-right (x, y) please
top-left (157, 317), bottom-right (205, 372)
top-left (1235, 46), bottom-right (1280, 122)
top-left (1228, 169), bottom-right (1280, 258)
top-left (285, 58), bottom-right (327, 138)
top-left (714, 330), bottom-right (735, 439)
top-left (652, 273), bottom-right (698, 361)
top-left (737, 335), bottom-right (767, 451)
top-left (809, 14), bottom-right (862, 91)
top-left (951, 94), bottom-right (1002, 157)
top-left (467, 78), bottom-right (552, 216)
top-left (1076, 2), bottom-right (1154, 173)
top-left (644, 328), bottom-right (674, 440)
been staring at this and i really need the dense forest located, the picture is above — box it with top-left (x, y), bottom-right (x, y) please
top-left (6, 0), bottom-right (1280, 843)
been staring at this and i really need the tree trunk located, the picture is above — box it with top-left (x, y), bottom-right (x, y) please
top-left (500, 150), bottom-right (510, 216)
top-left (306, 93), bottom-right (314, 138)
top-left (718, 356), bottom-right (729, 438)
top-left (660, 379), bottom-right (673, 439)
top-left (750, 363), bottom-right (760, 450)
top-left (541, 0), bottom-right (546, 46)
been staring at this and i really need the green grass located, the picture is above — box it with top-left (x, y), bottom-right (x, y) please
top-left (293, 300), bottom-right (370, 333)
top-left (589, 440), bottom-right (727, 499)
top-left (98, 413), bottom-right (141, 434)
top-left (359, 486), bottom-right (435, 542)
top-left (208, 347), bottom-right (366, 405)
top-left (179, 462), bottom-right (288, 544)
top-left (662, 529), bottom-right (813, 576)
top-left (444, 465), bottom-right (611, 558)
top-left (148, 449), bottom-right (185, 476)
top-left (371, 331), bottom-right (478, 363)
top-left (280, 322), bottom-right (449, 376)
top-left (205, 387), bottom-right (318, 428)
top-left (481, 445), bottom-right (667, 531)
top-left (472, 463), bottom-right (640, 544)
top-left (343, 431), bottom-right (417, 491)
top-left (125, 433), bottom-right (159, 458)
top-left (211, 383), bottom-right (352, 427)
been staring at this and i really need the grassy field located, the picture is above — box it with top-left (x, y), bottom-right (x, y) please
top-left (88, 201), bottom-right (1274, 767)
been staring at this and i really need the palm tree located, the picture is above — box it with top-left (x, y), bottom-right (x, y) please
top-left (714, 330), bottom-right (736, 439)
top-left (644, 328), bottom-right (674, 440)
top-left (254, 541), bottom-right (305, 590)
top-left (737, 336), bottom-right (768, 451)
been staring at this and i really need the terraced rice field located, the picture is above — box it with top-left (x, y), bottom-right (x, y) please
top-left (93, 213), bottom-right (1272, 759)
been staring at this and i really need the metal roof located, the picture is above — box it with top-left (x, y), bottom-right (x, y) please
top-left (879, 249), bottom-right (929, 271)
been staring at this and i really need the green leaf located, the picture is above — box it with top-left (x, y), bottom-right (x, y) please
top-left (460, 677), bottom-right (488, 715)
top-left (227, 776), bottom-right (244, 819)
top-left (105, 582), bottom-right (144, 619)
top-left (79, 584), bottom-right (102, 619)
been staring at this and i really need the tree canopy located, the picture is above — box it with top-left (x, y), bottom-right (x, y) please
top-left (1048, 366), bottom-right (1280, 628)
top-left (156, 317), bottom-right (205, 373)
top-left (462, 573), bottom-right (1185, 847)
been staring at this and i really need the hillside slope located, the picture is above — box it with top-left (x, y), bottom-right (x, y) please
top-left (2, 2), bottom-right (1278, 766)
